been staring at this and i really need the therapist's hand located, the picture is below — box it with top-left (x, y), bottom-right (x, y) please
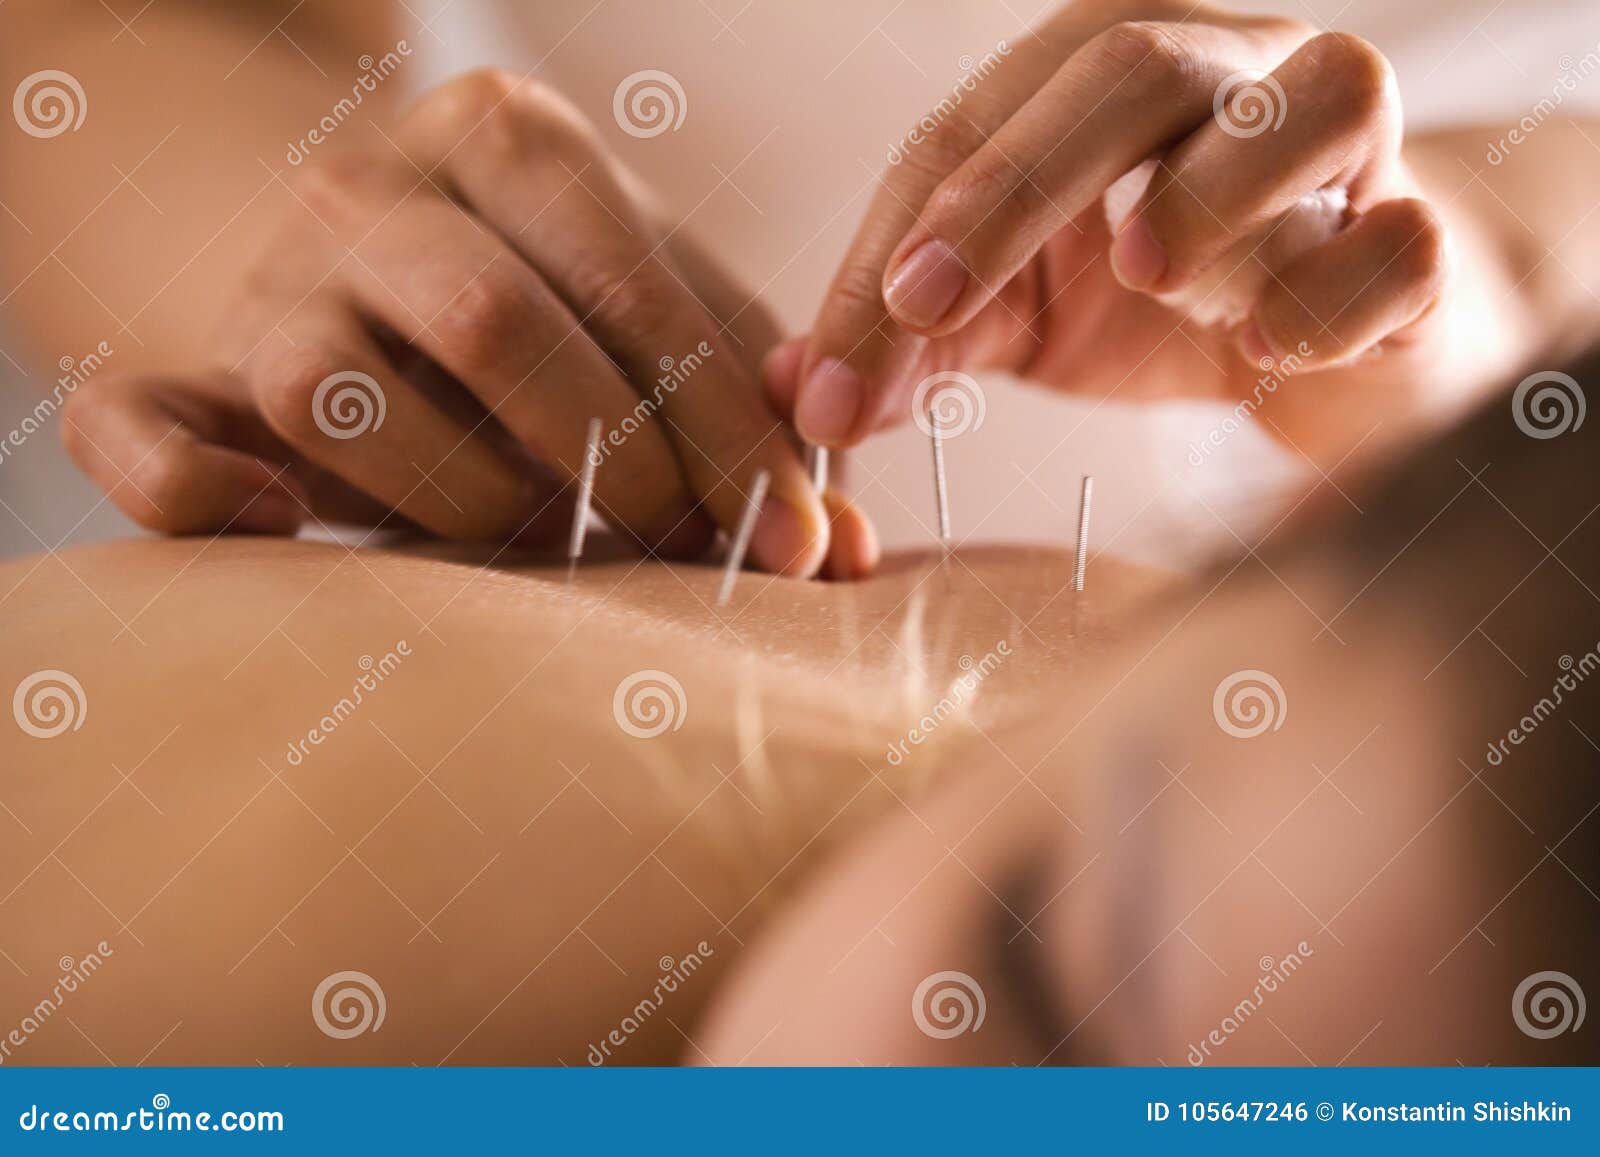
top-left (770, 1), bottom-right (1451, 452)
top-left (64, 70), bottom-right (861, 578)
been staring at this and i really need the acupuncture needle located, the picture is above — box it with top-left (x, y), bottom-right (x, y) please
top-left (809, 445), bottom-right (829, 495)
top-left (1073, 474), bottom-right (1094, 592)
top-left (566, 417), bottom-right (602, 581)
top-left (717, 469), bottom-right (771, 606)
top-left (930, 412), bottom-right (952, 548)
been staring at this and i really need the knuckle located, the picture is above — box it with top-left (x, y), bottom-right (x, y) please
top-left (1247, 14), bottom-right (1315, 42)
top-left (60, 373), bottom-right (152, 466)
top-left (1090, 22), bottom-right (1199, 96)
top-left (501, 75), bottom-right (595, 143)
top-left (583, 267), bottom-right (679, 345)
top-left (921, 177), bottom-right (980, 231)
top-left (59, 376), bottom-right (113, 452)
top-left (237, 259), bottom-right (282, 305)
top-left (123, 447), bottom-right (198, 532)
top-left (419, 69), bottom-right (593, 158)
top-left (292, 151), bottom-right (382, 226)
top-left (424, 68), bottom-right (522, 128)
top-left (1304, 32), bottom-right (1394, 121)
top-left (894, 116), bottom-right (988, 184)
top-left (251, 345), bottom-right (355, 440)
top-left (429, 270), bottom-right (534, 377)
top-left (828, 259), bottom-right (894, 318)
top-left (927, 154), bottom-right (1036, 233)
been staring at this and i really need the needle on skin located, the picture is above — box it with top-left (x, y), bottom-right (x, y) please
top-left (930, 412), bottom-right (952, 548)
top-left (1074, 475), bottom-right (1094, 592)
top-left (809, 445), bottom-right (829, 495)
top-left (718, 469), bottom-right (771, 606)
top-left (567, 417), bottom-right (602, 581)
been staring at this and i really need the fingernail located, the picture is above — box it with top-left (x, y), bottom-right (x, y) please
top-left (234, 491), bottom-right (303, 534)
top-left (1110, 217), bottom-right (1167, 291)
top-left (883, 239), bottom-right (968, 330)
top-left (795, 357), bottom-right (862, 447)
top-left (749, 494), bottom-right (824, 577)
top-left (1236, 322), bottom-right (1277, 367)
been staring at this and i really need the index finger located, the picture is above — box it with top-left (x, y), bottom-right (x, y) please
top-left (792, 27), bottom-right (1071, 449)
top-left (403, 70), bottom-right (828, 576)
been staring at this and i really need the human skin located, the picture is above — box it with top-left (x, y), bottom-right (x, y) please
top-left (2, 3), bottom-right (859, 577)
top-left (7, 361), bottom-right (1600, 1067)
top-left (775, 0), bottom-right (1600, 473)
top-left (0, 536), bottom-right (1167, 1065)
top-left (702, 360), bottom-right (1600, 1066)
top-left (9, 2), bottom-right (1600, 577)
top-left (53, 69), bottom-right (847, 578)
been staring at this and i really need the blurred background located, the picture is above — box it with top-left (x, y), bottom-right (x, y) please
top-left (2, 0), bottom-right (1597, 566)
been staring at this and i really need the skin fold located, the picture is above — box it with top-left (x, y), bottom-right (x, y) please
top-left (0, 536), bottom-right (1167, 1064)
